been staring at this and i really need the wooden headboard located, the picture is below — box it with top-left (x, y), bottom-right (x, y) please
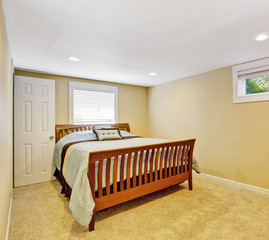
top-left (55, 123), bottom-right (130, 142)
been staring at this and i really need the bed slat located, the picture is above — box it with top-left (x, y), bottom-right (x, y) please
top-left (185, 146), bottom-right (189, 172)
top-left (144, 150), bottom-right (150, 184)
top-left (154, 148), bottom-right (160, 181)
top-left (172, 146), bottom-right (177, 175)
top-left (149, 149), bottom-right (155, 182)
top-left (138, 151), bottom-right (143, 185)
top-left (106, 158), bottom-right (111, 195)
top-left (183, 146), bottom-right (188, 173)
top-left (164, 147), bottom-right (169, 178)
top-left (98, 160), bottom-right (103, 198)
top-left (113, 156), bottom-right (118, 193)
top-left (177, 146), bottom-right (181, 174)
top-left (180, 146), bottom-right (184, 173)
top-left (168, 147), bottom-right (174, 177)
top-left (159, 148), bottom-right (165, 180)
top-left (126, 154), bottom-right (131, 189)
top-left (120, 155), bottom-right (125, 191)
top-left (132, 152), bottom-right (138, 187)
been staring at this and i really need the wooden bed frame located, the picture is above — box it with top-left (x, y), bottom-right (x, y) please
top-left (55, 123), bottom-right (195, 231)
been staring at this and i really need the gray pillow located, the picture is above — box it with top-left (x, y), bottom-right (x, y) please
top-left (92, 124), bottom-right (112, 130)
top-left (93, 128), bottom-right (122, 141)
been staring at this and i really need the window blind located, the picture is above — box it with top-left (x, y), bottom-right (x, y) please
top-left (73, 89), bottom-right (115, 124)
top-left (238, 65), bottom-right (269, 80)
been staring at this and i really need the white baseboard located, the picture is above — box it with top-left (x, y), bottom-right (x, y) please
top-left (200, 173), bottom-right (269, 195)
top-left (5, 198), bottom-right (12, 240)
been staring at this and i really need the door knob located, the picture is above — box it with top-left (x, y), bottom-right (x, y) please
top-left (50, 136), bottom-right (54, 140)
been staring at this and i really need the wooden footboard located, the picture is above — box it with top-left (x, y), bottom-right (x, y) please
top-left (88, 139), bottom-right (195, 231)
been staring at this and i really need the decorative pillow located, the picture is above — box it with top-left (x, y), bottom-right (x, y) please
top-left (93, 128), bottom-right (122, 141)
top-left (92, 124), bottom-right (112, 130)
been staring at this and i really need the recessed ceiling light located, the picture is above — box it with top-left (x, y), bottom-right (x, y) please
top-left (254, 32), bottom-right (269, 41)
top-left (68, 56), bottom-right (80, 61)
top-left (149, 72), bottom-right (157, 76)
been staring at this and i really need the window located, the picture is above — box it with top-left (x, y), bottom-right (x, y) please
top-left (69, 81), bottom-right (118, 124)
top-left (233, 58), bottom-right (269, 103)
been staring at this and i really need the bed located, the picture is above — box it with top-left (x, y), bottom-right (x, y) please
top-left (53, 123), bottom-right (196, 231)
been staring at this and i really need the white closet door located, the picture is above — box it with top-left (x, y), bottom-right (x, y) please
top-left (14, 76), bottom-right (55, 187)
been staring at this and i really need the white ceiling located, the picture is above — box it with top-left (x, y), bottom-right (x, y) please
top-left (3, 0), bottom-right (269, 87)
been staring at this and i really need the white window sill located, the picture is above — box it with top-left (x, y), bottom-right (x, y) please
top-left (233, 92), bottom-right (269, 103)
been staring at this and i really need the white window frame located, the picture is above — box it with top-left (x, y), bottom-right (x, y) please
top-left (233, 58), bottom-right (269, 103)
top-left (69, 81), bottom-right (118, 124)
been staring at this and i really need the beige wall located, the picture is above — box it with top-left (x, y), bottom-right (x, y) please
top-left (16, 67), bottom-right (269, 189)
top-left (15, 70), bottom-right (148, 136)
top-left (0, 0), bottom-right (13, 239)
top-left (148, 67), bottom-right (269, 189)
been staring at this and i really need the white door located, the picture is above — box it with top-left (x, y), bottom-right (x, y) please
top-left (14, 76), bottom-right (55, 187)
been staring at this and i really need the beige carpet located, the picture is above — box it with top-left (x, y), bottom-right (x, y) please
top-left (9, 174), bottom-right (269, 240)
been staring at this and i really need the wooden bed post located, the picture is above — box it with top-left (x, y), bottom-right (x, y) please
top-left (89, 211), bottom-right (96, 231)
top-left (88, 160), bottom-right (96, 231)
top-left (188, 144), bottom-right (195, 190)
top-left (188, 170), bottom-right (193, 190)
